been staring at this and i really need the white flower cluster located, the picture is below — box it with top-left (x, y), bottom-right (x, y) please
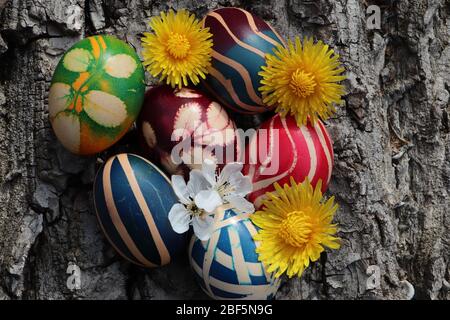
top-left (168, 159), bottom-right (254, 240)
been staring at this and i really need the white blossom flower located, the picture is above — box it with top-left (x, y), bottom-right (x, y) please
top-left (168, 159), bottom-right (254, 241)
top-left (196, 159), bottom-right (254, 214)
top-left (168, 170), bottom-right (214, 241)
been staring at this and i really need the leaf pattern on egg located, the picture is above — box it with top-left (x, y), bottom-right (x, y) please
top-left (53, 44), bottom-right (131, 130)
top-left (63, 48), bottom-right (93, 73)
top-left (83, 90), bottom-right (128, 127)
top-left (52, 113), bottom-right (81, 153)
top-left (104, 54), bottom-right (137, 78)
top-left (173, 102), bottom-right (202, 141)
top-left (48, 83), bottom-right (72, 118)
top-left (49, 36), bottom-right (146, 155)
top-left (142, 121), bottom-right (157, 148)
top-left (174, 88), bottom-right (202, 98)
top-left (191, 102), bottom-right (236, 146)
top-left (206, 102), bottom-right (230, 130)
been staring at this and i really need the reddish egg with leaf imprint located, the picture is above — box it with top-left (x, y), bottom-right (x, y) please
top-left (242, 114), bottom-right (334, 209)
top-left (137, 85), bottom-right (242, 176)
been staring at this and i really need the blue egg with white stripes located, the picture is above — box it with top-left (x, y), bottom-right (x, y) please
top-left (201, 7), bottom-right (285, 114)
top-left (189, 207), bottom-right (280, 300)
top-left (94, 153), bottom-right (186, 267)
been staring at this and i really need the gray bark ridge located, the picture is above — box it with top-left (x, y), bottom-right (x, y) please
top-left (0, 0), bottom-right (448, 300)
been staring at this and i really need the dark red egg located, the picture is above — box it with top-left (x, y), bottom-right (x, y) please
top-left (137, 85), bottom-right (242, 176)
top-left (242, 114), bottom-right (334, 208)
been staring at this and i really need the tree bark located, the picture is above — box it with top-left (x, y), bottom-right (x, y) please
top-left (0, 0), bottom-right (448, 300)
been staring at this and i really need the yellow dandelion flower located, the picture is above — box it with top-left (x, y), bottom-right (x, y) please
top-left (259, 37), bottom-right (346, 126)
top-left (141, 9), bottom-right (213, 88)
top-left (251, 177), bottom-right (341, 278)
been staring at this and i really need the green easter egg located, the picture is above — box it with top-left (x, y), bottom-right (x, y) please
top-left (49, 35), bottom-right (145, 155)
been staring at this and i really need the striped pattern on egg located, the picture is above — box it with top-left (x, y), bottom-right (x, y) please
top-left (94, 153), bottom-right (186, 267)
top-left (243, 114), bottom-right (334, 208)
top-left (200, 7), bottom-right (285, 114)
top-left (189, 206), bottom-right (280, 300)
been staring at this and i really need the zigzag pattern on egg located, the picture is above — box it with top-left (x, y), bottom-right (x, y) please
top-left (189, 207), bottom-right (280, 300)
top-left (94, 153), bottom-right (186, 268)
top-left (244, 114), bottom-right (334, 208)
top-left (201, 7), bottom-right (285, 114)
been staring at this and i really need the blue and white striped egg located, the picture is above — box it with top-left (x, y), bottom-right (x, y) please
top-left (189, 206), bottom-right (280, 300)
top-left (94, 153), bottom-right (186, 267)
top-left (201, 7), bottom-right (285, 114)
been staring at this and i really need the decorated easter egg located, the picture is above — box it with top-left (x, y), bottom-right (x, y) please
top-left (243, 114), bottom-right (334, 208)
top-left (94, 153), bottom-right (186, 267)
top-left (189, 206), bottom-right (280, 300)
top-left (49, 35), bottom-right (145, 155)
top-left (200, 7), bottom-right (285, 114)
top-left (137, 85), bottom-right (242, 176)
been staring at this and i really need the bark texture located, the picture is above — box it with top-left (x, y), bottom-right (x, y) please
top-left (0, 0), bottom-right (448, 300)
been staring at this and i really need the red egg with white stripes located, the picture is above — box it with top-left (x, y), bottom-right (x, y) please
top-left (242, 114), bottom-right (334, 208)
